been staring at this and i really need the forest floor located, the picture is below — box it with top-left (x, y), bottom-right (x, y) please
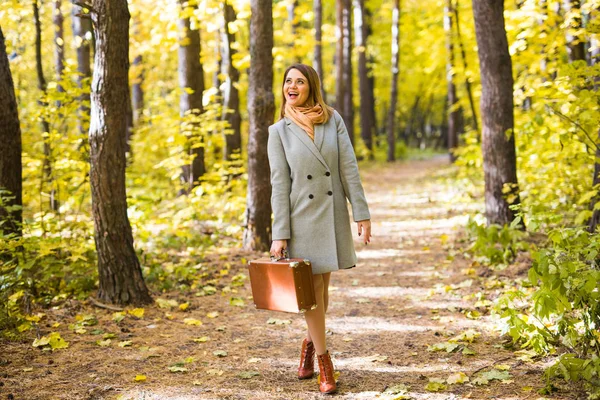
top-left (1, 156), bottom-right (582, 400)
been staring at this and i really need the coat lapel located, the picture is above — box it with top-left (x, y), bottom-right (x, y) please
top-left (285, 117), bottom-right (329, 169)
top-left (314, 122), bottom-right (325, 151)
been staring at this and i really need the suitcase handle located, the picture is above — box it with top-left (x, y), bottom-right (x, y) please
top-left (270, 248), bottom-right (289, 261)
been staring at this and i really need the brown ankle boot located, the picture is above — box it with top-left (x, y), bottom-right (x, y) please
top-left (298, 339), bottom-right (315, 379)
top-left (317, 351), bottom-right (337, 394)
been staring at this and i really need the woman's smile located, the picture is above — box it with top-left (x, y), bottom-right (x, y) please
top-left (284, 68), bottom-right (310, 106)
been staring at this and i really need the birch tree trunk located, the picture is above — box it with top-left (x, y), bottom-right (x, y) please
top-left (454, 2), bottom-right (478, 133)
top-left (387, 0), bottom-right (400, 162)
top-left (222, 1), bottom-right (241, 162)
top-left (0, 27), bottom-right (23, 238)
top-left (243, 0), bottom-right (274, 251)
top-left (472, 0), bottom-right (522, 226)
top-left (89, 0), bottom-right (152, 304)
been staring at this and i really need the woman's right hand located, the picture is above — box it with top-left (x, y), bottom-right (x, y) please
top-left (270, 240), bottom-right (288, 259)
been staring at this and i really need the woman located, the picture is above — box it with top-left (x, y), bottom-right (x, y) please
top-left (267, 63), bottom-right (372, 394)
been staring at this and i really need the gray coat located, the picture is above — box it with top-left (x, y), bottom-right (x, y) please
top-left (267, 110), bottom-right (370, 275)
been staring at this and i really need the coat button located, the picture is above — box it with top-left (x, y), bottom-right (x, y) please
top-left (327, 191), bottom-right (333, 196)
top-left (325, 172), bottom-right (331, 176)
top-left (309, 194), bottom-right (314, 199)
top-left (307, 175), bottom-right (312, 179)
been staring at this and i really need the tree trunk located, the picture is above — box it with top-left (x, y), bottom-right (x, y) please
top-left (34, 0), bottom-right (58, 211)
top-left (387, 0), bottom-right (400, 162)
top-left (313, 0), bottom-right (326, 100)
top-left (453, 1), bottom-right (478, 134)
top-left (72, 4), bottom-right (92, 134)
top-left (131, 14), bottom-right (144, 126)
top-left (222, 1), bottom-right (242, 162)
top-left (587, 21), bottom-right (600, 232)
top-left (445, 0), bottom-right (463, 162)
top-left (0, 27), bottom-right (23, 238)
top-left (354, 0), bottom-right (374, 158)
top-left (564, 0), bottom-right (586, 63)
top-left (287, 0), bottom-right (301, 63)
top-left (53, 0), bottom-right (64, 92)
top-left (335, 0), bottom-right (345, 115)
top-left (244, 0), bottom-right (274, 251)
top-left (472, 0), bottom-right (522, 227)
top-left (88, 0), bottom-right (152, 305)
top-left (178, 0), bottom-right (205, 191)
top-left (341, 0), bottom-right (354, 145)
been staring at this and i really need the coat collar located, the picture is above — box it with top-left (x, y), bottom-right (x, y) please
top-left (284, 117), bottom-right (329, 170)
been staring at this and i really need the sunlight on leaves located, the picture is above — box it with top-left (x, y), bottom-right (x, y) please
top-left (128, 308), bottom-right (145, 319)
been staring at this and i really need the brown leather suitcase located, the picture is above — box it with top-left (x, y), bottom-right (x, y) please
top-left (248, 256), bottom-right (317, 313)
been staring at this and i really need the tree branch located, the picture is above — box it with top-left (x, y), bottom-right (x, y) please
top-left (88, 297), bottom-right (124, 311)
top-left (546, 104), bottom-right (598, 152)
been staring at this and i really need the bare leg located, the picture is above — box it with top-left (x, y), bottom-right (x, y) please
top-left (304, 274), bottom-right (327, 355)
top-left (307, 272), bottom-right (332, 343)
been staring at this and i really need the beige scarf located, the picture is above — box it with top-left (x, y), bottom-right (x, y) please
top-left (284, 103), bottom-right (327, 141)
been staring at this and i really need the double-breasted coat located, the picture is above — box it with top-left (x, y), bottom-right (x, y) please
top-left (267, 109), bottom-right (371, 275)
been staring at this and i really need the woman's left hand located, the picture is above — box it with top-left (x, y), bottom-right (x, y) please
top-left (357, 220), bottom-right (372, 244)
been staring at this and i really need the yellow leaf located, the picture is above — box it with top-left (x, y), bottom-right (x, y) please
top-left (23, 367), bottom-right (33, 372)
top-left (118, 341), bottom-right (133, 347)
top-left (96, 339), bottom-right (112, 347)
top-left (134, 374), bottom-right (147, 382)
top-left (193, 336), bottom-right (210, 343)
top-left (179, 302), bottom-right (189, 311)
top-left (128, 308), bottom-right (145, 319)
top-left (184, 318), bottom-right (202, 326)
top-left (206, 369), bottom-right (224, 376)
top-left (447, 372), bottom-right (469, 384)
top-left (496, 364), bottom-right (511, 371)
top-left (206, 311), bottom-right (219, 319)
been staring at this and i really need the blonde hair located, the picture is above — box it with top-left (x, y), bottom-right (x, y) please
top-left (279, 63), bottom-right (333, 122)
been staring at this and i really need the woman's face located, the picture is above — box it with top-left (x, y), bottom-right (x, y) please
top-left (284, 68), bottom-right (310, 107)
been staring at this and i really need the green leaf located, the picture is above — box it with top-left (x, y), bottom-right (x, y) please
top-left (425, 378), bottom-right (446, 392)
top-left (229, 297), bottom-right (245, 307)
top-left (238, 371), bottom-right (260, 379)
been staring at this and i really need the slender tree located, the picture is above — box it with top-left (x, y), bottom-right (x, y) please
top-left (354, 0), bottom-right (375, 157)
top-left (131, 14), bottom-right (144, 126)
top-left (445, 0), bottom-right (463, 161)
top-left (472, 0), bottom-right (522, 226)
top-left (313, 0), bottom-right (326, 99)
top-left (453, 1), bottom-right (478, 133)
top-left (341, 0), bottom-right (354, 145)
top-left (53, 0), bottom-right (64, 92)
top-left (72, 4), bottom-right (92, 134)
top-left (564, 0), bottom-right (586, 63)
top-left (88, 0), bottom-right (152, 304)
top-left (222, 1), bottom-right (241, 162)
top-left (178, 0), bottom-right (205, 191)
top-left (587, 12), bottom-right (600, 232)
top-left (335, 0), bottom-right (345, 116)
top-left (387, 0), bottom-right (400, 162)
top-left (34, 0), bottom-right (58, 211)
top-left (0, 27), bottom-right (23, 238)
top-left (243, 0), bottom-right (273, 251)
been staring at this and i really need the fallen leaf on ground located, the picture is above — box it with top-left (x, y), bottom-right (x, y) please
top-left (425, 378), bottom-right (446, 392)
top-left (248, 358), bottom-right (261, 363)
top-left (238, 371), bottom-right (260, 379)
top-left (156, 298), bottom-right (178, 309)
top-left (213, 350), bottom-right (228, 357)
top-left (193, 336), bottom-right (210, 343)
top-left (118, 341), bottom-right (133, 347)
top-left (447, 372), bottom-right (469, 384)
top-left (229, 297), bottom-right (245, 307)
top-left (168, 366), bottom-right (188, 373)
top-left (134, 375), bottom-right (146, 382)
top-left (96, 339), bottom-right (111, 347)
top-left (206, 369), bottom-right (224, 376)
top-left (128, 308), bottom-right (145, 319)
top-left (32, 332), bottom-right (69, 351)
top-left (207, 311), bottom-right (219, 318)
top-left (267, 318), bottom-right (291, 325)
top-left (183, 318), bottom-right (202, 326)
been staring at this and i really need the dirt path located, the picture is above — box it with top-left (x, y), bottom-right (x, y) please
top-left (1, 157), bottom-right (575, 399)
